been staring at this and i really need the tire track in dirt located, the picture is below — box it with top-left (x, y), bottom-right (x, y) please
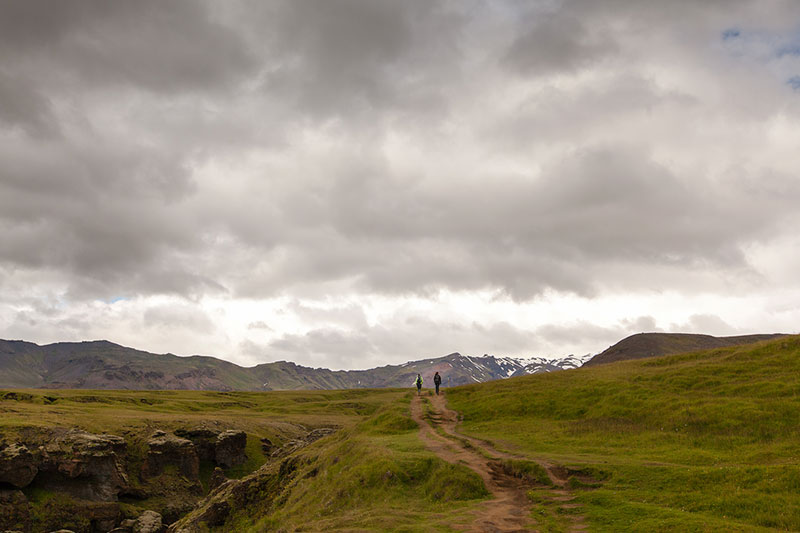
top-left (412, 392), bottom-right (590, 532)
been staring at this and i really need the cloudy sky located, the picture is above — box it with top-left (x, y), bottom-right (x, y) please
top-left (2, 0), bottom-right (800, 369)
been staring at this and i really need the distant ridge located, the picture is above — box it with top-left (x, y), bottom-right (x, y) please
top-left (0, 339), bottom-right (586, 391)
top-left (583, 332), bottom-right (787, 366)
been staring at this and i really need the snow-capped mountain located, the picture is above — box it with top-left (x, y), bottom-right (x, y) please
top-left (0, 339), bottom-right (592, 391)
top-left (400, 352), bottom-right (593, 388)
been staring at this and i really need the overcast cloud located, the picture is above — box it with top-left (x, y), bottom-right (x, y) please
top-left (1, 0), bottom-right (800, 369)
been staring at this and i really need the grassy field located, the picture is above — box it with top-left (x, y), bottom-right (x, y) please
top-left (3, 335), bottom-right (799, 531)
top-left (446, 335), bottom-right (800, 531)
top-left (0, 387), bottom-right (490, 532)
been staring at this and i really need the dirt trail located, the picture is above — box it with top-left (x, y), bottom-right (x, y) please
top-left (411, 392), bottom-right (589, 532)
top-left (411, 393), bottom-right (533, 532)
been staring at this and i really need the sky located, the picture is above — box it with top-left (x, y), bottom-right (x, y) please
top-left (2, 0), bottom-right (800, 370)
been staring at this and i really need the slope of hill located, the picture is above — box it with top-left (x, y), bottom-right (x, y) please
top-left (0, 339), bottom-right (582, 391)
top-left (3, 336), bottom-right (799, 531)
top-left (446, 334), bottom-right (800, 531)
top-left (583, 332), bottom-right (786, 366)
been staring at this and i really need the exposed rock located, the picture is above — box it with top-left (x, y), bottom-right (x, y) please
top-left (259, 437), bottom-right (274, 454)
top-left (270, 428), bottom-right (334, 459)
top-left (174, 428), bottom-right (219, 462)
top-left (208, 467), bottom-right (227, 492)
top-left (306, 428), bottom-right (335, 442)
top-left (62, 430), bottom-right (126, 454)
top-left (160, 502), bottom-right (195, 526)
top-left (214, 430), bottom-right (246, 469)
top-left (108, 518), bottom-right (136, 532)
top-left (0, 444), bottom-right (38, 488)
top-left (81, 502), bottom-right (120, 532)
top-left (169, 428), bottom-right (333, 533)
top-left (37, 430), bottom-right (129, 502)
top-left (0, 489), bottom-right (30, 533)
top-left (143, 432), bottom-right (199, 480)
top-left (134, 510), bottom-right (164, 533)
top-left (197, 501), bottom-right (230, 527)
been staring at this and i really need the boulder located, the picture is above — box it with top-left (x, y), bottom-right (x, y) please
top-left (0, 444), bottom-right (37, 488)
top-left (134, 510), bottom-right (164, 533)
top-left (214, 431), bottom-right (246, 469)
top-left (144, 433), bottom-right (199, 480)
top-left (0, 489), bottom-right (30, 532)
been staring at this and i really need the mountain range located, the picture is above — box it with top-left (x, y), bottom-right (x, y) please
top-left (1, 332), bottom-right (785, 391)
top-left (0, 338), bottom-right (591, 391)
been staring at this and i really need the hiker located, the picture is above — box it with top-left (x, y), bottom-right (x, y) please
top-left (415, 373), bottom-right (423, 395)
top-left (433, 371), bottom-right (442, 395)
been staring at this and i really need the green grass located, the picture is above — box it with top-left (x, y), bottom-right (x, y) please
top-left (446, 335), bottom-right (800, 531)
top-left (5, 336), bottom-right (800, 531)
top-left (2, 387), bottom-right (492, 531)
top-left (498, 458), bottom-right (553, 486)
top-left (190, 395), bottom-right (490, 531)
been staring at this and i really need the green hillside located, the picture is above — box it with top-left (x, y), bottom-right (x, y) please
top-left (2, 336), bottom-right (799, 531)
top-left (583, 332), bottom-right (786, 366)
top-left (446, 335), bottom-right (800, 531)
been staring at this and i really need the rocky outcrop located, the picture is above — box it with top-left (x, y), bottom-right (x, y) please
top-left (173, 429), bottom-right (217, 463)
top-left (103, 510), bottom-right (164, 533)
top-left (214, 431), bottom-right (246, 469)
top-left (270, 428), bottom-right (335, 459)
top-left (143, 431), bottom-right (199, 480)
top-left (169, 428), bottom-right (335, 532)
top-left (0, 426), bottom-right (259, 533)
top-left (0, 444), bottom-right (37, 488)
top-left (133, 510), bottom-right (164, 533)
top-left (37, 430), bottom-right (129, 502)
top-left (259, 437), bottom-right (274, 455)
top-left (174, 428), bottom-right (247, 469)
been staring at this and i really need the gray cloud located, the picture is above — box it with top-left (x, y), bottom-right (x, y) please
top-left (1, 0), bottom-right (799, 366)
top-left (504, 9), bottom-right (617, 75)
top-left (255, 313), bottom-right (668, 369)
top-left (0, 0), bottom-right (256, 93)
top-left (261, 0), bottom-right (464, 120)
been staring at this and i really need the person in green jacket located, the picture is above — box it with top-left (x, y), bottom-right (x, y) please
top-left (415, 374), bottom-right (423, 395)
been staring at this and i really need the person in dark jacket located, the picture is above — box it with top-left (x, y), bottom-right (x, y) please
top-left (415, 374), bottom-right (423, 395)
top-left (433, 371), bottom-right (442, 395)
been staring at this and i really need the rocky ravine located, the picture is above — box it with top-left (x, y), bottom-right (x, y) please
top-left (0, 424), bottom-right (324, 533)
